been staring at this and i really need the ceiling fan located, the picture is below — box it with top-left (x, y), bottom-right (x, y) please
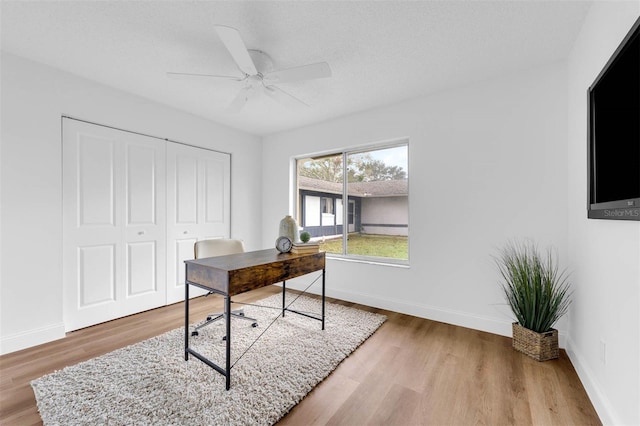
top-left (167, 25), bottom-right (332, 113)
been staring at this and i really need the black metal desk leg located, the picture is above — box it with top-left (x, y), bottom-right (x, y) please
top-left (185, 276), bottom-right (189, 361)
top-left (322, 268), bottom-right (325, 330)
top-left (225, 295), bottom-right (231, 390)
top-left (282, 280), bottom-right (286, 317)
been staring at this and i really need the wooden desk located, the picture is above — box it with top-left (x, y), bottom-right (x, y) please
top-left (184, 249), bottom-right (326, 390)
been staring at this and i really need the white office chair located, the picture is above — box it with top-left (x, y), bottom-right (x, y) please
top-left (190, 239), bottom-right (258, 337)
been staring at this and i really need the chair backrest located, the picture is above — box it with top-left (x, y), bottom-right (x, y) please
top-left (194, 238), bottom-right (245, 259)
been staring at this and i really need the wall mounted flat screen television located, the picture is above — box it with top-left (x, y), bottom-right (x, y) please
top-left (588, 16), bottom-right (640, 221)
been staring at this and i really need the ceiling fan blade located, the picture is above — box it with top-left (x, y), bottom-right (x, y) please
top-left (263, 62), bottom-right (332, 85)
top-left (167, 72), bottom-right (243, 82)
top-left (264, 85), bottom-right (309, 109)
top-left (214, 25), bottom-right (257, 76)
top-left (226, 86), bottom-right (253, 113)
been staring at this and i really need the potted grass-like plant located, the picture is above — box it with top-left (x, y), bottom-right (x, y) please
top-left (495, 240), bottom-right (572, 361)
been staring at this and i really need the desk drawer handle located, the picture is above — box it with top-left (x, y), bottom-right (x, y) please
top-left (183, 231), bottom-right (188, 234)
top-left (138, 231), bottom-right (145, 235)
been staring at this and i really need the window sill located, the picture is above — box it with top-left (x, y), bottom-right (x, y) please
top-left (325, 254), bottom-right (410, 269)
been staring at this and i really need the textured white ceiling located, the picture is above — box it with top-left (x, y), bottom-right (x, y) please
top-left (1, 1), bottom-right (592, 136)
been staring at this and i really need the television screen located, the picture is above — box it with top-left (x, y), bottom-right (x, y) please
top-left (588, 16), bottom-right (640, 220)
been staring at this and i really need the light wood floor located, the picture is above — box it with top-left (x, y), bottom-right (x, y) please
top-left (0, 285), bottom-right (600, 425)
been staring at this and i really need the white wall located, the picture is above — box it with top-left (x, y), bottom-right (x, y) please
top-left (566, 3), bottom-right (640, 425)
top-left (0, 53), bottom-right (262, 354)
top-left (262, 62), bottom-right (569, 340)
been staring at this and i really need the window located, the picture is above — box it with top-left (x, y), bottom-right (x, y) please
top-left (321, 197), bottom-right (334, 214)
top-left (296, 142), bottom-right (409, 262)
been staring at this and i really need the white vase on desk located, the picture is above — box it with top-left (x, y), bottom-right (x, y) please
top-left (279, 215), bottom-right (299, 243)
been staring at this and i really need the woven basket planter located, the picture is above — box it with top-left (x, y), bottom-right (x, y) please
top-left (512, 323), bottom-right (559, 361)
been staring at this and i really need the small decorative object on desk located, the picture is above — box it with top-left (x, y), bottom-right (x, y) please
top-left (291, 242), bottom-right (320, 254)
top-left (279, 215), bottom-right (299, 243)
top-left (275, 236), bottom-right (293, 253)
top-left (300, 231), bottom-right (311, 243)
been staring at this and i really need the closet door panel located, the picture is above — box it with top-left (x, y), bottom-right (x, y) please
top-left (204, 158), bottom-right (226, 224)
top-left (63, 119), bottom-right (166, 331)
top-left (175, 237), bottom-right (197, 284)
top-left (122, 133), bottom-right (166, 311)
top-left (78, 134), bottom-right (116, 227)
top-left (126, 241), bottom-right (157, 296)
top-left (78, 244), bottom-right (116, 307)
top-left (175, 154), bottom-right (198, 225)
top-left (126, 144), bottom-right (157, 226)
top-left (166, 143), bottom-right (230, 304)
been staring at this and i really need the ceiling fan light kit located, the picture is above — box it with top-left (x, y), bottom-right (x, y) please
top-left (167, 25), bottom-right (332, 113)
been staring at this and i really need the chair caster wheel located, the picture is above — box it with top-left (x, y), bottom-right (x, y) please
top-left (222, 336), bottom-right (227, 341)
top-left (252, 323), bottom-right (258, 327)
top-left (191, 331), bottom-right (199, 337)
top-left (239, 312), bottom-right (245, 317)
top-left (206, 316), bottom-right (212, 321)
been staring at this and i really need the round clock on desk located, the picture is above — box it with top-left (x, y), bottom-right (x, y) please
top-left (275, 236), bottom-right (292, 253)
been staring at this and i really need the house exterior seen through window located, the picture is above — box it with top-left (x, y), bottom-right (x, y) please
top-left (296, 142), bottom-right (408, 262)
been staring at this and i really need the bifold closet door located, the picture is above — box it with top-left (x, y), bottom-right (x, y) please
top-left (62, 119), bottom-right (167, 331)
top-left (166, 143), bottom-right (231, 304)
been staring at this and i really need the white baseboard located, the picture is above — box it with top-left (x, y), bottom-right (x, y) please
top-left (284, 283), bottom-right (570, 348)
top-left (565, 337), bottom-right (618, 425)
top-left (0, 322), bottom-right (65, 355)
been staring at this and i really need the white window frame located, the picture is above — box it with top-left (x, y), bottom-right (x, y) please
top-left (294, 138), bottom-right (409, 266)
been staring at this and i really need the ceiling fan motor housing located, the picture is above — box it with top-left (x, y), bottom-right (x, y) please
top-left (247, 49), bottom-right (274, 75)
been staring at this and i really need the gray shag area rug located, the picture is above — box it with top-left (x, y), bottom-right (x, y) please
top-left (31, 294), bottom-right (386, 425)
